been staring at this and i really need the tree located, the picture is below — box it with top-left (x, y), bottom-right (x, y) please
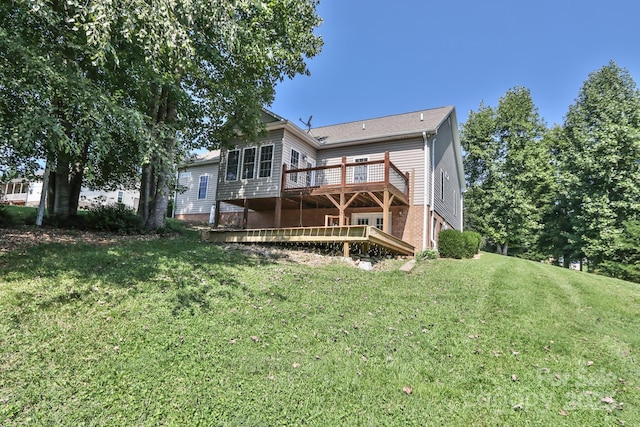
top-left (0, 0), bottom-right (148, 220)
top-left (537, 126), bottom-right (575, 266)
top-left (3, 1), bottom-right (322, 229)
top-left (61, 0), bottom-right (323, 229)
top-left (461, 87), bottom-right (553, 256)
top-left (562, 62), bottom-right (640, 269)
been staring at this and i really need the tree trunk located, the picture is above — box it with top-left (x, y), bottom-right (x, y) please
top-left (502, 242), bottom-right (509, 256)
top-left (36, 159), bottom-right (52, 227)
top-left (138, 83), bottom-right (179, 230)
top-left (53, 152), bottom-right (72, 219)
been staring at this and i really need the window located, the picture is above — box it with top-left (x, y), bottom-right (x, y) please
top-left (226, 150), bottom-right (240, 181)
top-left (117, 191), bottom-right (124, 203)
top-left (305, 160), bottom-right (316, 186)
top-left (352, 213), bottom-right (391, 232)
top-left (180, 172), bottom-right (191, 179)
top-left (242, 147), bottom-right (257, 179)
top-left (259, 145), bottom-right (274, 178)
top-left (198, 175), bottom-right (209, 199)
top-left (290, 149), bottom-right (300, 183)
top-left (353, 158), bottom-right (368, 183)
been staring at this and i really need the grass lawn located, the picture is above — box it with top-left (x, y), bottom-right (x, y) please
top-left (1, 226), bottom-right (639, 425)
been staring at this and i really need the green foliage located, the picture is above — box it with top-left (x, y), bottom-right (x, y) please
top-left (597, 220), bottom-right (640, 283)
top-left (461, 87), bottom-right (553, 257)
top-left (0, 204), bottom-right (13, 228)
top-left (462, 230), bottom-right (482, 257)
top-left (437, 229), bottom-right (466, 259)
top-left (85, 203), bottom-right (143, 234)
top-left (561, 62), bottom-right (640, 269)
top-left (2, 237), bottom-right (639, 425)
top-left (416, 248), bottom-right (439, 260)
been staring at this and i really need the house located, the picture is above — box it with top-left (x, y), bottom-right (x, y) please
top-left (1, 175), bottom-right (140, 210)
top-left (176, 106), bottom-right (465, 252)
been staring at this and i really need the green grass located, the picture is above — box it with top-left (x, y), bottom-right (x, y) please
top-left (1, 230), bottom-right (639, 426)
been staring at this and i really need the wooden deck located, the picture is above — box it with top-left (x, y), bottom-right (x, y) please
top-left (200, 226), bottom-right (415, 257)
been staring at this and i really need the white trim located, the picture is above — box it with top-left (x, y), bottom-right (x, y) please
top-left (225, 149), bottom-right (240, 182)
top-left (241, 146), bottom-right (257, 180)
top-left (197, 174), bottom-right (209, 200)
top-left (258, 144), bottom-right (275, 178)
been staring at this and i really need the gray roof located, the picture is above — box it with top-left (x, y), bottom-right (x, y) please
top-left (308, 106), bottom-right (454, 145)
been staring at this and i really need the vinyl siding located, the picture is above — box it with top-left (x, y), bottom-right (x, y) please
top-left (282, 129), bottom-right (319, 186)
top-left (216, 129), bottom-right (285, 201)
top-left (175, 163), bottom-right (218, 215)
top-left (431, 118), bottom-right (464, 230)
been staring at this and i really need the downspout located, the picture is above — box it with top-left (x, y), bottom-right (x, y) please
top-left (422, 132), bottom-right (429, 251)
top-left (431, 138), bottom-right (437, 248)
top-left (171, 170), bottom-right (179, 218)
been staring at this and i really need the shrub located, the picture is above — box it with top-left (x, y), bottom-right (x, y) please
top-left (86, 203), bottom-right (143, 234)
top-left (437, 229), bottom-right (466, 259)
top-left (462, 231), bottom-right (482, 258)
top-left (0, 204), bottom-right (14, 228)
top-left (416, 249), bottom-right (439, 260)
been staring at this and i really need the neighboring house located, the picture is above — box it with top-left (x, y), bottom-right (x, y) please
top-left (1, 176), bottom-right (139, 210)
top-left (1, 177), bottom-right (43, 206)
top-left (174, 150), bottom-right (221, 223)
top-left (78, 188), bottom-right (140, 210)
top-left (177, 107), bottom-right (465, 251)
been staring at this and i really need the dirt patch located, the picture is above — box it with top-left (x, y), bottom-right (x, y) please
top-left (1, 227), bottom-right (407, 270)
top-left (0, 226), bottom-right (165, 254)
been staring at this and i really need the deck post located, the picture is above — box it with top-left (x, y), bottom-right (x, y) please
top-left (384, 152), bottom-right (390, 185)
top-left (341, 156), bottom-right (347, 186)
top-left (242, 199), bottom-right (249, 229)
top-left (274, 197), bottom-right (282, 228)
top-left (343, 241), bottom-right (350, 258)
top-left (213, 199), bottom-right (221, 228)
top-left (339, 192), bottom-right (346, 226)
top-left (383, 189), bottom-right (390, 234)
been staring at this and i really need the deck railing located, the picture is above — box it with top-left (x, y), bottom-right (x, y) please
top-left (282, 152), bottom-right (409, 196)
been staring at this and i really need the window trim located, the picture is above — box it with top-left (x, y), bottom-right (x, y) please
top-left (226, 149), bottom-right (240, 182)
top-left (198, 174), bottom-right (209, 200)
top-left (258, 144), bottom-right (274, 178)
top-left (241, 147), bottom-right (257, 180)
top-left (289, 148), bottom-right (300, 183)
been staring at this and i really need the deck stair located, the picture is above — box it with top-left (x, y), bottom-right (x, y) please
top-left (201, 225), bottom-right (415, 257)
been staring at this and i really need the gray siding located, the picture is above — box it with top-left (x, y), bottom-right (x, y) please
top-left (216, 129), bottom-right (285, 201)
top-left (175, 162), bottom-right (219, 216)
top-left (432, 118), bottom-right (464, 230)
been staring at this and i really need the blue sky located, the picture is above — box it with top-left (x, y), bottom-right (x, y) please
top-left (270, 0), bottom-right (640, 128)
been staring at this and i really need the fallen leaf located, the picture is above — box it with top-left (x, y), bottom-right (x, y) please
top-left (601, 397), bottom-right (615, 404)
top-left (361, 355), bottom-right (368, 362)
top-left (230, 339), bottom-right (237, 344)
top-left (513, 404), bottom-right (523, 411)
top-left (250, 336), bottom-right (260, 342)
top-left (559, 410), bottom-right (568, 416)
top-left (587, 360), bottom-right (594, 366)
top-left (402, 386), bottom-right (412, 395)
top-left (292, 362), bottom-right (301, 368)
top-left (511, 374), bottom-right (518, 381)
top-left (113, 345), bottom-right (120, 352)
